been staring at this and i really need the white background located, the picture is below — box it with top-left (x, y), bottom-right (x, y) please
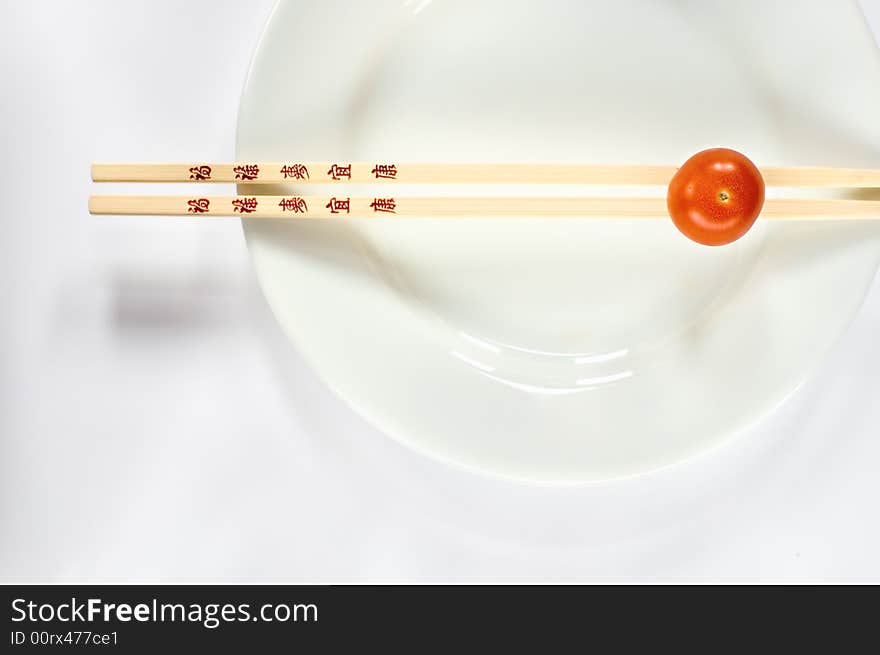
top-left (1, 1), bottom-right (879, 583)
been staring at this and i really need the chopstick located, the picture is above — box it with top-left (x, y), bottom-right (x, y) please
top-left (90, 162), bottom-right (880, 187)
top-left (88, 195), bottom-right (880, 219)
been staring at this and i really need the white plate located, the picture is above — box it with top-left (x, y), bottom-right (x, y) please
top-left (237, 0), bottom-right (880, 483)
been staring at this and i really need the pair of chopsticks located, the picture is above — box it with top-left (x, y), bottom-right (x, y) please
top-left (89, 162), bottom-right (880, 219)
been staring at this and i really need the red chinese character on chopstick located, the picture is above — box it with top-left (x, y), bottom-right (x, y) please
top-left (233, 164), bottom-right (260, 180)
top-left (369, 197), bottom-right (396, 214)
top-left (232, 197), bottom-right (258, 214)
top-left (278, 197), bottom-right (308, 213)
top-left (371, 164), bottom-right (397, 180)
top-left (188, 165), bottom-right (212, 180)
top-left (326, 164), bottom-right (351, 180)
top-left (187, 198), bottom-right (210, 213)
top-left (280, 164), bottom-right (309, 180)
top-left (325, 197), bottom-right (350, 214)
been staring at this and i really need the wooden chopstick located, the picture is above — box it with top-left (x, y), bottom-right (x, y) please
top-left (88, 195), bottom-right (880, 219)
top-left (90, 162), bottom-right (880, 188)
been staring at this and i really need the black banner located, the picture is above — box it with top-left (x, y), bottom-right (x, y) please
top-left (1, 586), bottom-right (876, 650)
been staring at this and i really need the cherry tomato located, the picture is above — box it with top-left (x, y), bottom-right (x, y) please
top-left (666, 148), bottom-right (765, 246)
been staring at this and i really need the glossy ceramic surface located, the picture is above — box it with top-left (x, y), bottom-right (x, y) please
top-left (237, 0), bottom-right (880, 482)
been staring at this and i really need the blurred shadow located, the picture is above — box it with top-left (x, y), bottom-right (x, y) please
top-left (239, 180), bottom-right (395, 285)
top-left (110, 271), bottom-right (248, 334)
top-left (244, 216), bottom-right (424, 303)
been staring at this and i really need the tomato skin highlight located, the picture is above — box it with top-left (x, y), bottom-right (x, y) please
top-left (666, 148), bottom-right (765, 246)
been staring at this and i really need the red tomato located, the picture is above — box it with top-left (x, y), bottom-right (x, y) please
top-left (666, 148), bottom-right (765, 246)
